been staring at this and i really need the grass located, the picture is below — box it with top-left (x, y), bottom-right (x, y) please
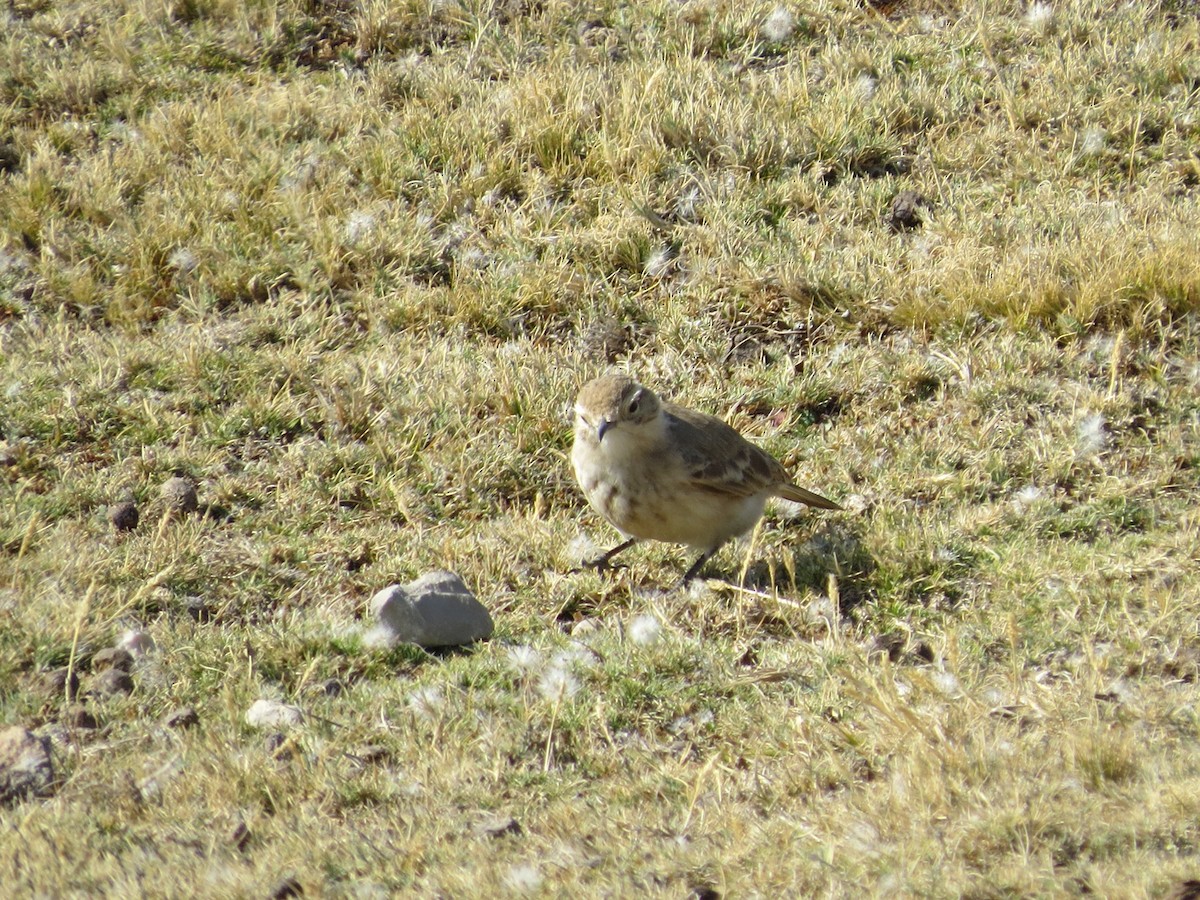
top-left (2, 0), bottom-right (1200, 894)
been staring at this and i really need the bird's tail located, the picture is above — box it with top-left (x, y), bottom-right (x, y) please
top-left (777, 483), bottom-right (841, 510)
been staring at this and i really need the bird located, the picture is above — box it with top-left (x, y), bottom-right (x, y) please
top-left (571, 373), bottom-right (840, 585)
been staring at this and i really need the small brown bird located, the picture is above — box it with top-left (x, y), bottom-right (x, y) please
top-left (571, 373), bottom-right (840, 585)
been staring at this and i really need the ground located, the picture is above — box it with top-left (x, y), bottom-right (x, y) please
top-left (1, 0), bottom-right (1199, 895)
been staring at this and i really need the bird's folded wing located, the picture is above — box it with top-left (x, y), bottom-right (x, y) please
top-left (666, 405), bottom-right (790, 499)
top-left (666, 404), bottom-right (840, 509)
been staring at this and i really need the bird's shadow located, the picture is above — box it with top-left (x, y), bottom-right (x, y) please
top-left (731, 520), bottom-right (876, 620)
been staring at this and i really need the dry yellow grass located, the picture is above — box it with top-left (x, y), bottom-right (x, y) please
top-left (2, 0), bottom-right (1199, 895)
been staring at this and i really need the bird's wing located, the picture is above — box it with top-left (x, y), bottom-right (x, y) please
top-left (664, 403), bottom-right (840, 509)
top-left (664, 403), bottom-right (791, 499)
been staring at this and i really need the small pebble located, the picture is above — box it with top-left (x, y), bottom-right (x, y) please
top-left (246, 699), bottom-right (303, 730)
top-left (107, 500), bottom-right (139, 532)
top-left (119, 630), bottom-right (156, 657)
top-left (185, 596), bottom-right (215, 623)
top-left (94, 669), bottom-right (134, 696)
top-left (580, 317), bottom-right (634, 363)
top-left (887, 189), bottom-right (930, 232)
top-left (160, 476), bottom-right (198, 515)
top-left (41, 667), bottom-right (79, 700)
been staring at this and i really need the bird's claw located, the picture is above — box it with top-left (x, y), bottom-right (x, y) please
top-left (581, 556), bottom-right (629, 576)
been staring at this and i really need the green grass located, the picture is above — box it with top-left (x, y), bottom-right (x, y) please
top-left (3, 0), bottom-right (1200, 895)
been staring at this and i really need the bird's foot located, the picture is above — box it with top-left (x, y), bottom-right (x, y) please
top-left (578, 555), bottom-right (629, 576)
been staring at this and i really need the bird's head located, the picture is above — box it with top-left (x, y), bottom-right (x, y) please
top-left (574, 374), bottom-right (661, 443)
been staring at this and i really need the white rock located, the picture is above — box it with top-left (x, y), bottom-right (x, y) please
top-left (369, 571), bottom-right (494, 648)
top-left (245, 699), bottom-right (303, 730)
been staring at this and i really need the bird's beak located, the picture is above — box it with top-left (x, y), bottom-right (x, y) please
top-left (596, 419), bottom-right (612, 442)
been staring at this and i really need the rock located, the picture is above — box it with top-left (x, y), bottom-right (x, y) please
top-left (887, 189), bottom-right (930, 232)
top-left (65, 706), bottom-right (98, 730)
top-left (118, 630), bottom-right (156, 658)
top-left (107, 500), bottom-right (139, 532)
top-left (94, 668), bottom-right (134, 696)
top-left (92, 647), bottom-right (134, 673)
top-left (160, 476), bottom-right (198, 516)
top-left (245, 699), bottom-right (303, 730)
top-left (185, 595), bottom-right (215, 622)
top-left (163, 706), bottom-right (199, 729)
top-left (41, 667), bottom-right (79, 700)
top-left (580, 317), bottom-right (634, 363)
top-left (368, 570), bottom-right (493, 649)
top-left (0, 726), bottom-right (55, 805)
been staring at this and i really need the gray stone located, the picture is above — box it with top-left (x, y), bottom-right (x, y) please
top-left (118, 629), bottom-right (156, 657)
top-left (94, 668), bottom-right (134, 696)
top-left (245, 699), bottom-right (303, 730)
top-left (108, 500), bottom-right (139, 532)
top-left (40, 667), bottom-right (79, 700)
top-left (0, 726), bottom-right (55, 805)
top-left (160, 476), bottom-right (198, 515)
top-left (369, 570), bottom-right (493, 648)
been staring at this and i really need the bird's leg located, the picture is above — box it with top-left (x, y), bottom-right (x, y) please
top-left (583, 537), bottom-right (637, 574)
top-left (678, 547), bottom-right (718, 587)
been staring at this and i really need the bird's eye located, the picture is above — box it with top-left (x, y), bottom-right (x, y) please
top-left (627, 393), bottom-right (641, 415)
